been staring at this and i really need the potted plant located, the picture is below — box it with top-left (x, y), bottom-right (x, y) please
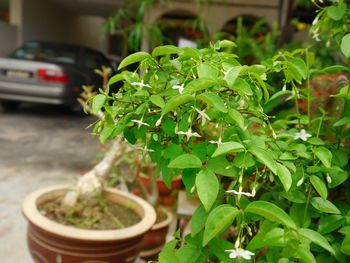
top-left (21, 113), bottom-right (157, 262)
top-left (90, 20), bottom-right (350, 260)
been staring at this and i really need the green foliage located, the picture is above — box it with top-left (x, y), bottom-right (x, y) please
top-left (91, 10), bottom-right (350, 260)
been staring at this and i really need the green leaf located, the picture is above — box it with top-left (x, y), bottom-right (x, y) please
top-left (310, 175), bottom-right (328, 199)
top-left (224, 66), bottom-right (242, 87)
top-left (314, 147), bottom-right (332, 168)
top-left (341, 234), bottom-right (350, 255)
top-left (92, 94), bottom-right (106, 114)
top-left (203, 205), bottom-right (240, 245)
top-left (150, 94), bottom-right (165, 108)
top-left (196, 92), bottom-right (227, 113)
top-left (228, 108), bottom-right (245, 129)
top-left (276, 163), bottom-right (292, 192)
top-left (99, 125), bottom-right (115, 144)
top-left (218, 40), bottom-right (237, 48)
top-left (230, 78), bottom-right (253, 96)
top-left (334, 116), bottom-right (350, 127)
top-left (327, 3), bottom-right (346, 21)
top-left (184, 78), bottom-right (217, 94)
top-left (191, 205), bottom-right (208, 236)
top-left (176, 242), bottom-right (201, 263)
top-left (168, 154), bottom-right (202, 169)
top-left (197, 63), bottom-right (218, 80)
top-left (249, 147), bottom-right (278, 174)
top-left (295, 245), bottom-right (317, 263)
top-left (107, 73), bottom-right (123, 88)
top-left (118, 51), bottom-right (151, 70)
top-left (329, 167), bottom-right (348, 188)
top-left (245, 201), bottom-right (297, 229)
top-left (318, 215), bottom-right (345, 234)
top-left (298, 228), bottom-right (335, 255)
top-left (290, 57), bottom-right (307, 80)
top-left (341, 34), bottom-right (350, 58)
top-left (152, 45), bottom-right (182, 57)
top-left (162, 94), bottom-right (194, 116)
top-left (311, 197), bottom-right (341, 214)
top-left (196, 169), bottom-right (219, 212)
top-left (211, 142), bottom-right (245, 158)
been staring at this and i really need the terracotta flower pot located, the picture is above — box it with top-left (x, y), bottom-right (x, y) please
top-left (140, 208), bottom-right (174, 261)
top-left (138, 173), bottom-right (182, 206)
top-left (22, 185), bottom-right (156, 263)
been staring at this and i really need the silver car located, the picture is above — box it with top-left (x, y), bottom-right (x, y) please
top-left (0, 41), bottom-right (111, 110)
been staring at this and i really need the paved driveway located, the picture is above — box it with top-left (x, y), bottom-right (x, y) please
top-left (0, 104), bottom-right (100, 262)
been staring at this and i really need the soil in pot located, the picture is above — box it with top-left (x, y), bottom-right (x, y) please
top-left (39, 195), bottom-right (141, 230)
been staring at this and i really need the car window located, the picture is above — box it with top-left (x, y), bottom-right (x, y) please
top-left (11, 42), bottom-right (78, 65)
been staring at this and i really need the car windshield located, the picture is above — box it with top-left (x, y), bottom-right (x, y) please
top-left (10, 42), bottom-right (79, 65)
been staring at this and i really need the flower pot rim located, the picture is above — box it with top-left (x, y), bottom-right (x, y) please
top-left (22, 184), bottom-right (156, 241)
top-left (152, 207), bottom-right (173, 230)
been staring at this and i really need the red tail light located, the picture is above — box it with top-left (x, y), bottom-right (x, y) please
top-left (37, 69), bottom-right (69, 84)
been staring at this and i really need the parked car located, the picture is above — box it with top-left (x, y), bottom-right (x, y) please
top-left (0, 41), bottom-right (112, 111)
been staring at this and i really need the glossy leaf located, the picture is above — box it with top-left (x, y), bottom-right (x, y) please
top-left (149, 94), bottom-right (165, 108)
top-left (311, 197), bottom-right (340, 214)
top-left (184, 78), bottom-right (216, 94)
top-left (196, 92), bottom-right (227, 113)
top-left (341, 34), bottom-right (350, 58)
top-left (118, 51), bottom-right (151, 70)
top-left (318, 215), bottom-right (345, 234)
top-left (249, 147), bottom-right (278, 174)
top-left (276, 163), bottom-right (292, 192)
top-left (168, 154), bottom-right (202, 169)
top-left (92, 94), bottom-right (106, 114)
top-left (162, 94), bottom-right (194, 115)
top-left (152, 45), bottom-right (182, 57)
top-left (314, 147), bottom-right (332, 168)
top-left (341, 234), bottom-right (350, 255)
top-left (310, 175), bottom-right (328, 199)
top-left (299, 228), bottom-right (335, 255)
top-left (212, 142), bottom-right (245, 158)
top-left (245, 201), bottom-right (297, 229)
top-left (228, 108), bottom-right (245, 129)
top-left (224, 66), bottom-right (242, 87)
top-left (203, 205), bottom-right (240, 245)
top-left (197, 63), bottom-right (218, 79)
top-left (191, 205), bottom-right (208, 236)
top-left (196, 169), bottom-right (219, 212)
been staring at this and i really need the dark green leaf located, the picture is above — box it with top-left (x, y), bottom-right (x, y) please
top-left (184, 78), bottom-right (217, 94)
top-left (276, 163), bottom-right (292, 192)
top-left (191, 205), bottom-right (208, 236)
top-left (318, 215), bottom-right (345, 234)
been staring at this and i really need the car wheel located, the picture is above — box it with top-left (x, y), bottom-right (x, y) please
top-left (1, 100), bottom-right (21, 111)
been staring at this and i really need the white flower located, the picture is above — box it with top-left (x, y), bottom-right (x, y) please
top-left (176, 130), bottom-right (201, 141)
top-left (294, 129), bottom-right (312, 141)
top-left (77, 173), bottom-right (101, 195)
top-left (209, 138), bottom-right (225, 145)
top-left (226, 190), bottom-right (255, 197)
top-left (312, 28), bottom-right (321, 42)
top-left (131, 119), bottom-right (150, 127)
top-left (155, 116), bottom-right (162, 127)
top-left (225, 248), bottom-right (254, 260)
top-left (193, 107), bottom-right (211, 126)
top-left (131, 80), bottom-right (151, 88)
top-left (172, 84), bottom-right (184, 94)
